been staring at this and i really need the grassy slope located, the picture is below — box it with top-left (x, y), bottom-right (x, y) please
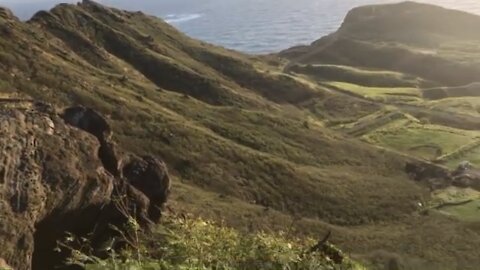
top-left (281, 2), bottom-right (480, 86)
top-left (288, 64), bottom-right (428, 88)
top-left (277, 3), bottom-right (480, 268)
top-left (280, 1), bottom-right (480, 165)
top-left (280, 2), bottom-right (480, 168)
top-left (427, 187), bottom-right (480, 223)
top-left (0, 1), bottom-right (480, 269)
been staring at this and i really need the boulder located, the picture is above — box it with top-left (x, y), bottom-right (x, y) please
top-left (62, 106), bottom-right (120, 176)
top-left (123, 156), bottom-right (171, 222)
top-left (406, 161), bottom-right (480, 191)
top-left (61, 106), bottom-right (112, 142)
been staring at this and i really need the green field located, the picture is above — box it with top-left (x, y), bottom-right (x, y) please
top-left (430, 187), bottom-right (480, 222)
top-left (444, 145), bottom-right (480, 168)
top-left (362, 119), bottom-right (480, 161)
top-left (327, 81), bottom-right (421, 102)
top-left (290, 63), bottom-right (426, 88)
top-left (438, 200), bottom-right (480, 222)
top-left (426, 97), bottom-right (480, 116)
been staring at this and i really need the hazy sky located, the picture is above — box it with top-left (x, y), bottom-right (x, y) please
top-left (0, 0), bottom-right (75, 4)
top-left (0, 0), bottom-right (478, 23)
top-left (0, 0), bottom-right (203, 20)
top-left (0, 0), bottom-right (80, 19)
top-left (0, 0), bottom-right (478, 53)
top-left (1, 0), bottom-right (478, 16)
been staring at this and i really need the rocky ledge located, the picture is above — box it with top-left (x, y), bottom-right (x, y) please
top-left (0, 101), bottom-right (170, 270)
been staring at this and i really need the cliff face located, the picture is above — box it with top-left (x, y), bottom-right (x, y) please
top-left (0, 102), bottom-right (112, 269)
top-left (0, 101), bottom-right (170, 270)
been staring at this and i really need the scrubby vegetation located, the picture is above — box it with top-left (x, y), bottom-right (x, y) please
top-left (63, 216), bottom-right (365, 270)
top-left (1, 1), bottom-right (480, 269)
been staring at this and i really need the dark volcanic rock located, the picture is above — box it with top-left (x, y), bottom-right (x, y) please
top-left (451, 162), bottom-right (480, 190)
top-left (62, 106), bottom-right (120, 176)
top-left (0, 104), bottom-right (114, 270)
top-left (406, 161), bottom-right (480, 191)
top-left (0, 103), bottom-right (170, 270)
top-left (405, 162), bottom-right (450, 181)
top-left (99, 141), bottom-right (121, 177)
top-left (62, 106), bottom-right (112, 142)
top-left (123, 156), bottom-right (171, 222)
top-left (405, 161), bottom-right (451, 190)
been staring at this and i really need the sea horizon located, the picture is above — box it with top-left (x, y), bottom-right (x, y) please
top-left (1, 0), bottom-right (479, 53)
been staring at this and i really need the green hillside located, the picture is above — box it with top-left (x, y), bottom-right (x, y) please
top-left (281, 1), bottom-right (480, 167)
top-left (279, 3), bottom-right (480, 268)
top-left (1, 1), bottom-right (480, 269)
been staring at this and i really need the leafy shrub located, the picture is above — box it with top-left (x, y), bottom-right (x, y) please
top-left (81, 217), bottom-right (366, 270)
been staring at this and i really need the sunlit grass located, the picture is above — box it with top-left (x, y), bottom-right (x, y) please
top-left (426, 97), bottom-right (480, 116)
top-left (362, 119), bottom-right (480, 160)
top-left (437, 200), bottom-right (480, 222)
top-left (290, 63), bottom-right (426, 89)
top-left (429, 187), bottom-right (480, 222)
top-left (444, 145), bottom-right (480, 168)
top-left (308, 64), bottom-right (411, 78)
top-left (327, 81), bottom-right (420, 102)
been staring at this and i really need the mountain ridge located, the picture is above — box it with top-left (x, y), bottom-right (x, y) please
top-left (1, 1), bottom-right (480, 269)
top-left (281, 1), bottom-right (480, 86)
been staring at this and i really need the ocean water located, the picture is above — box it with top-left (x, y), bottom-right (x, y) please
top-left (2, 0), bottom-right (480, 54)
top-left (154, 0), bottom-right (480, 54)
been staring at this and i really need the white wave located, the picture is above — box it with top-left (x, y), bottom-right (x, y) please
top-left (164, 13), bottom-right (203, 24)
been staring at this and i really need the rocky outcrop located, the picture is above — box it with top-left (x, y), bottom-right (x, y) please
top-left (406, 161), bottom-right (480, 191)
top-left (62, 106), bottom-right (120, 176)
top-left (123, 156), bottom-right (171, 223)
top-left (451, 162), bottom-right (480, 190)
top-left (0, 102), bottom-right (170, 270)
top-left (405, 161), bottom-right (451, 190)
top-left (0, 7), bottom-right (15, 21)
top-left (62, 106), bottom-right (112, 142)
top-left (405, 162), bottom-right (450, 181)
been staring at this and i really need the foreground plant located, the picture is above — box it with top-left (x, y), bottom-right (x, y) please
top-left (60, 215), bottom-right (366, 270)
